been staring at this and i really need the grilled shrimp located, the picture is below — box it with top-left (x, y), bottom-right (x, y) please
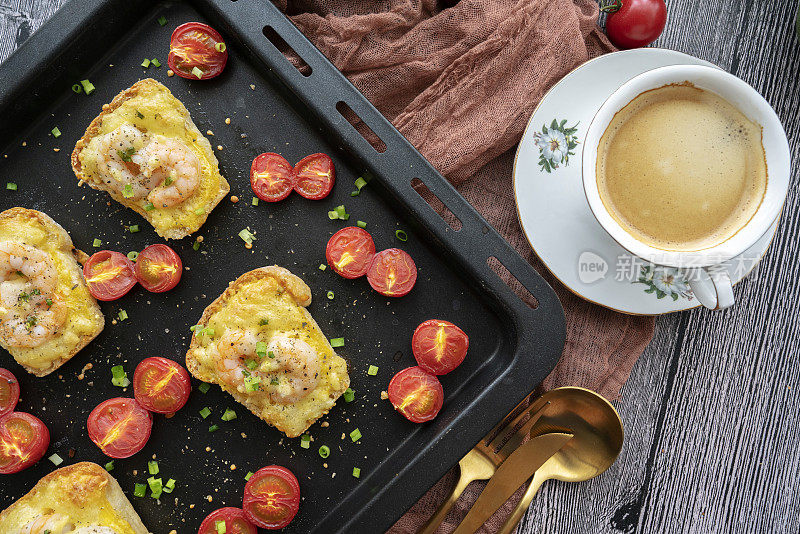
top-left (16, 513), bottom-right (74, 534)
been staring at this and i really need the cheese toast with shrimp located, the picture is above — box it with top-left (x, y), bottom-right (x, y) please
top-left (0, 208), bottom-right (104, 376)
top-left (186, 266), bottom-right (350, 438)
top-left (71, 78), bottom-right (229, 239)
top-left (0, 462), bottom-right (149, 534)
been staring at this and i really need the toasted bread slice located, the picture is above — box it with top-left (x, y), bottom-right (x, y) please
top-left (0, 462), bottom-right (150, 533)
top-left (186, 266), bottom-right (350, 438)
top-left (71, 78), bottom-right (229, 239)
top-left (0, 207), bottom-right (104, 376)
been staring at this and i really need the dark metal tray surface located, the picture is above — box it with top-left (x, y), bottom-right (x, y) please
top-left (0, 1), bottom-right (566, 532)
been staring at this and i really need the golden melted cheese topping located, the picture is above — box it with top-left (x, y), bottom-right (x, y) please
top-left (0, 213), bottom-right (103, 373)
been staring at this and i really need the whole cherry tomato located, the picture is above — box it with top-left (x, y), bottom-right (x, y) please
top-left (603, 0), bottom-right (667, 49)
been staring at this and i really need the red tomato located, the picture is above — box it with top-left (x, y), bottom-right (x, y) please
top-left (133, 357), bottom-right (192, 414)
top-left (198, 507), bottom-right (257, 534)
top-left (0, 412), bottom-right (50, 474)
top-left (325, 227), bottom-right (376, 279)
top-left (87, 397), bottom-right (152, 458)
top-left (0, 368), bottom-right (20, 417)
top-left (387, 366), bottom-right (444, 423)
top-left (367, 248), bottom-right (418, 297)
top-left (250, 153), bottom-right (295, 202)
top-left (83, 251), bottom-right (137, 301)
top-left (243, 465), bottom-right (301, 530)
top-left (412, 319), bottom-right (469, 375)
top-left (293, 153), bottom-right (335, 200)
top-left (134, 244), bottom-right (182, 293)
top-left (603, 0), bottom-right (667, 49)
top-left (168, 22), bottom-right (228, 80)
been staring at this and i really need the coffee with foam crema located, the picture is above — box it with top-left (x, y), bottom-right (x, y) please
top-left (596, 83), bottom-right (767, 251)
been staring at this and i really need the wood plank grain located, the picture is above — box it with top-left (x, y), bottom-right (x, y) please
top-left (3, 1), bottom-right (800, 533)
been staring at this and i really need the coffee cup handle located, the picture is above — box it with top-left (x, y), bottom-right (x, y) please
top-left (686, 266), bottom-right (734, 310)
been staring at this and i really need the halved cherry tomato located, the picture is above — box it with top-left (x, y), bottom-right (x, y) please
top-left (0, 412), bottom-right (50, 474)
top-left (168, 22), bottom-right (228, 80)
top-left (0, 368), bottom-right (20, 417)
top-left (134, 244), bottom-right (182, 293)
top-left (243, 465), bottom-right (301, 530)
top-left (87, 397), bottom-right (152, 458)
top-left (133, 357), bottom-right (192, 414)
top-left (293, 153), bottom-right (335, 200)
top-left (83, 251), bottom-right (137, 301)
top-left (387, 367), bottom-right (444, 423)
top-left (326, 227), bottom-right (376, 279)
top-left (412, 319), bottom-right (469, 375)
top-left (367, 248), bottom-right (417, 297)
top-left (198, 507), bottom-right (257, 534)
top-left (251, 153), bottom-right (295, 202)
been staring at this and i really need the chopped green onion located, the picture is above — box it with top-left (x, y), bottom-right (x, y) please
top-left (239, 228), bottom-right (256, 245)
top-left (356, 220), bottom-right (367, 228)
top-left (330, 337), bottom-right (345, 348)
top-left (251, 197), bottom-right (259, 206)
top-left (328, 205), bottom-right (350, 221)
top-left (71, 83), bottom-right (82, 94)
top-left (350, 191), bottom-right (360, 197)
top-left (134, 483), bottom-right (147, 497)
top-left (128, 225), bottom-right (140, 234)
top-left (268, 350), bottom-right (275, 359)
top-left (199, 407), bottom-right (212, 419)
top-left (259, 318), bottom-right (269, 326)
top-left (194, 207), bottom-right (205, 215)
top-left (245, 471), bottom-right (254, 481)
top-left (6, 183), bottom-right (17, 191)
top-left (118, 309), bottom-right (128, 321)
top-left (221, 408), bottom-right (237, 421)
top-left (215, 520), bottom-right (227, 534)
top-left (350, 428), bottom-right (362, 442)
top-left (147, 476), bottom-right (163, 498)
top-left (343, 388), bottom-right (355, 403)
top-left (127, 251), bottom-right (139, 261)
top-left (51, 127), bottom-right (61, 138)
top-left (135, 110), bottom-right (145, 119)
top-left (209, 424), bottom-right (219, 433)
top-left (141, 59), bottom-right (151, 68)
top-left (255, 341), bottom-right (267, 358)
top-left (198, 382), bottom-right (211, 394)
top-left (244, 375), bottom-right (261, 391)
top-left (245, 359), bottom-right (257, 370)
top-left (111, 365), bottom-right (129, 387)
top-left (80, 79), bottom-right (95, 95)
top-left (270, 377), bottom-right (279, 386)
top-left (215, 42), bottom-right (227, 53)
top-left (49, 453), bottom-right (63, 466)
top-left (318, 445), bottom-right (330, 458)
top-left (327, 291), bottom-right (334, 300)
top-left (367, 365), bottom-right (379, 376)
top-left (45, 298), bottom-right (53, 307)
top-left (144, 202), bottom-right (155, 211)
top-left (355, 176), bottom-right (368, 190)
top-left (352, 467), bottom-right (361, 478)
top-left (192, 66), bottom-right (204, 79)
top-left (148, 460), bottom-right (159, 475)
top-left (164, 176), bottom-right (174, 186)
top-left (105, 460), bottom-right (115, 472)
top-left (93, 238), bottom-right (102, 247)
top-left (193, 241), bottom-right (201, 251)
top-left (157, 15), bottom-right (167, 26)
top-left (122, 183), bottom-right (134, 198)
top-left (300, 435), bottom-right (311, 449)
top-left (151, 58), bottom-right (161, 68)
top-left (319, 264), bottom-right (327, 271)
top-left (162, 478), bottom-right (176, 494)
top-left (327, 210), bottom-right (338, 220)
top-left (395, 230), bottom-right (408, 242)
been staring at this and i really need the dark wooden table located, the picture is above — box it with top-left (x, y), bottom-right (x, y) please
top-left (2, 1), bottom-right (799, 532)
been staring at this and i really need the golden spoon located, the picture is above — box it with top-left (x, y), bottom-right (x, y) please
top-left (498, 386), bottom-right (624, 534)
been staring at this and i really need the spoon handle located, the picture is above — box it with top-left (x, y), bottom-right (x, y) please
top-left (419, 459), bottom-right (479, 534)
top-left (497, 470), bottom-right (547, 534)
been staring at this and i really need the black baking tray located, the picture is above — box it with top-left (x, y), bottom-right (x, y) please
top-left (0, 1), bottom-right (566, 532)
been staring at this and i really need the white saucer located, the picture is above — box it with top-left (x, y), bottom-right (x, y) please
top-left (513, 48), bottom-right (778, 315)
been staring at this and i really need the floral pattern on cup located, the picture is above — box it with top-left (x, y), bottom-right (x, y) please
top-left (534, 119), bottom-right (579, 173)
top-left (634, 265), bottom-right (694, 301)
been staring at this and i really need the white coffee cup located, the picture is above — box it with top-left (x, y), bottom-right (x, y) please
top-left (582, 64), bottom-right (791, 310)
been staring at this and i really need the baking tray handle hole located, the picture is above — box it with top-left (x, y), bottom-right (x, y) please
top-left (335, 101), bottom-right (387, 153)
top-left (410, 178), bottom-right (462, 231)
top-left (487, 256), bottom-right (539, 309)
top-left (262, 26), bottom-right (312, 77)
